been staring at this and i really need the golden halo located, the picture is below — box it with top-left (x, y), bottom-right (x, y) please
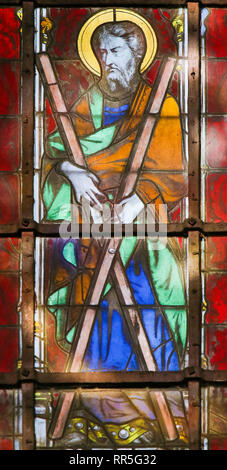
top-left (77, 8), bottom-right (157, 77)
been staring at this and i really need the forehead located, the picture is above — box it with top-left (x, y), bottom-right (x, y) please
top-left (98, 33), bottom-right (130, 50)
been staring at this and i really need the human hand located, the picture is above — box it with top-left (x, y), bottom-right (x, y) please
top-left (60, 161), bottom-right (105, 207)
top-left (115, 193), bottom-right (144, 224)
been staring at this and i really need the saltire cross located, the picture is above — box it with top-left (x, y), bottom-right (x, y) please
top-left (36, 53), bottom-right (177, 442)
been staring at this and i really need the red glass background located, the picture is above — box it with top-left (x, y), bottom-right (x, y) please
top-left (206, 117), bottom-right (227, 169)
top-left (0, 9), bottom-right (20, 59)
top-left (205, 238), bottom-right (227, 370)
top-left (0, 8), bottom-right (21, 226)
top-left (0, 238), bottom-right (20, 373)
top-left (203, 9), bottom-right (227, 224)
top-left (206, 174), bottom-right (227, 223)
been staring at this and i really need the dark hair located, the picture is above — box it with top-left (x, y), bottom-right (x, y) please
top-left (92, 21), bottom-right (146, 61)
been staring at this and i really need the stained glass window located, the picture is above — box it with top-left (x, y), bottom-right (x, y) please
top-left (0, 1), bottom-right (226, 454)
top-left (35, 388), bottom-right (189, 449)
top-left (34, 237), bottom-right (188, 373)
top-left (34, 7), bottom-right (188, 224)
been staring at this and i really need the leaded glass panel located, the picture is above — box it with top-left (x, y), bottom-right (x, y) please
top-left (35, 236), bottom-right (188, 373)
top-left (0, 239), bottom-right (22, 373)
top-left (202, 237), bottom-right (227, 370)
top-left (0, 389), bottom-right (22, 450)
top-left (0, 8), bottom-right (22, 225)
top-left (34, 7), bottom-right (188, 224)
top-left (35, 387), bottom-right (189, 449)
top-left (202, 387), bottom-right (227, 450)
top-left (201, 8), bottom-right (227, 223)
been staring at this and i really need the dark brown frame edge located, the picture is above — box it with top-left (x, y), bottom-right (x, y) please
top-left (1, 369), bottom-right (227, 386)
top-left (3, 0), bottom-right (227, 6)
top-left (1, 222), bottom-right (227, 236)
top-left (0, 0), bottom-right (226, 451)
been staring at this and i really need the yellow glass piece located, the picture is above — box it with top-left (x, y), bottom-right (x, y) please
top-left (17, 8), bottom-right (23, 33)
top-left (174, 417), bottom-right (188, 444)
top-left (77, 9), bottom-right (114, 77)
top-left (34, 321), bottom-right (42, 334)
top-left (77, 8), bottom-right (157, 77)
top-left (71, 417), bottom-right (151, 445)
top-left (41, 17), bottom-right (53, 33)
top-left (41, 17), bottom-right (53, 44)
top-left (17, 8), bottom-right (23, 21)
top-left (172, 15), bottom-right (184, 42)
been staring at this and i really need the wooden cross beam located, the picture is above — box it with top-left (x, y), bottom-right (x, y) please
top-left (37, 53), bottom-right (178, 442)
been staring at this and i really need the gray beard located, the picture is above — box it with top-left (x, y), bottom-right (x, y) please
top-left (100, 69), bottom-right (140, 98)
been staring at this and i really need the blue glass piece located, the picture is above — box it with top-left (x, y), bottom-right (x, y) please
top-left (126, 260), bottom-right (155, 305)
top-left (83, 300), bottom-right (139, 372)
top-left (83, 259), bottom-right (179, 372)
top-left (104, 104), bottom-right (129, 126)
top-left (141, 308), bottom-right (179, 371)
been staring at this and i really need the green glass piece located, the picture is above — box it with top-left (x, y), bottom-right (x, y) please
top-left (48, 286), bottom-right (68, 306)
top-left (54, 308), bottom-right (64, 341)
top-left (164, 308), bottom-right (187, 349)
top-left (43, 180), bottom-right (54, 209)
top-left (89, 87), bottom-right (103, 130)
top-left (79, 125), bottom-right (116, 156)
top-left (103, 282), bottom-right (111, 296)
top-left (66, 326), bottom-right (76, 344)
top-left (46, 183), bottom-right (71, 221)
top-left (48, 131), bottom-right (65, 153)
top-left (63, 241), bottom-right (77, 267)
top-left (147, 239), bottom-right (185, 306)
top-left (119, 237), bottom-right (137, 267)
top-left (147, 238), bottom-right (186, 348)
top-left (108, 193), bottom-right (114, 200)
top-left (52, 307), bottom-right (71, 352)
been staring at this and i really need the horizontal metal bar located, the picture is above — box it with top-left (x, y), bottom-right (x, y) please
top-left (35, 369), bottom-right (227, 385)
top-left (0, 0), bottom-right (226, 6)
top-left (0, 1), bottom-right (227, 8)
top-left (0, 0), bottom-right (183, 5)
top-left (1, 220), bottom-right (227, 236)
top-left (1, 368), bottom-right (227, 386)
top-left (200, 0), bottom-right (227, 4)
top-left (33, 369), bottom-right (227, 385)
top-left (0, 373), bottom-right (18, 384)
top-left (0, 0), bottom-right (22, 3)
top-left (29, 0), bottom-right (189, 5)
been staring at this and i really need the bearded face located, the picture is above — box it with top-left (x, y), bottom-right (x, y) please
top-left (96, 33), bottom-right (141, 97)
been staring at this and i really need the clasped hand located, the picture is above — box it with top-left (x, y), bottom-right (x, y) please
top-left (60, 161), bottom-right (144, 224)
